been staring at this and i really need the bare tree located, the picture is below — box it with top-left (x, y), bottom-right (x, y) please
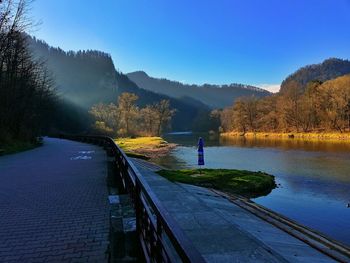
top-left (117, 92), bottom-right (139, 136)
top-left (153, 100), bottom-right (175, 136)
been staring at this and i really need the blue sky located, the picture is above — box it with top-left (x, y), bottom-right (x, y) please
top-left (31, 0), bottom-right (350, 92)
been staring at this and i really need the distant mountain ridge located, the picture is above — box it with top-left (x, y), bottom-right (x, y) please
top-left (280, 58), bottom-right (350, 93)
top-left (127, 71), bottom-right (271, 109)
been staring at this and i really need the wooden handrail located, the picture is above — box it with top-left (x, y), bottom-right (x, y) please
top-left (60, 134), bottom-right (205, 263)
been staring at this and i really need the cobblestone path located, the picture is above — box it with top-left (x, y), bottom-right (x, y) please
top-left (0, 138), bottom-right (109, 262)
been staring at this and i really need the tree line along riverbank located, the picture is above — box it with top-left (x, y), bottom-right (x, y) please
top-left (220, 131), bottom-right (350, 142)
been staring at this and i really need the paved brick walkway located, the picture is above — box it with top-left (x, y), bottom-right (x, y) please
top-left (0, 138), bottom-right (109, 262)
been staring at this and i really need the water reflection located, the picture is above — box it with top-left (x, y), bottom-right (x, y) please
top-left (220, 135), bottom-right (350, 153)
top-left (157, 133), bottom-right (350, 245)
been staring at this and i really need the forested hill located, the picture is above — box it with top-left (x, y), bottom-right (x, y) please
top-left (280, 58), bottom-right (350, 93)
top-left (127, 71), bottom-right (271, 109)
top-left (28, 37), bottom-right (118, 108)
top-left (28, 37), bottom-right (212, 131)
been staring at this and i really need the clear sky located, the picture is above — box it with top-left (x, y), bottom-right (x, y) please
top-left (31, 0), bottom-right (350, 92)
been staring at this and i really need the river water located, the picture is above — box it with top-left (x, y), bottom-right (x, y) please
top-left (152, 132), bottom-right (350, 246)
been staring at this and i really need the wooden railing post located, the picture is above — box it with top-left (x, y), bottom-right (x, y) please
top-left (156, 217), bottom-right (163, 262)
top-left (134, 183), bottom-right (142, 236)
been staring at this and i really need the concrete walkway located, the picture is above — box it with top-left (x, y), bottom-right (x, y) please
top-left (0, 138), bottom-right (109, 263)
top-left (132, 158), bottom-right (339, 263)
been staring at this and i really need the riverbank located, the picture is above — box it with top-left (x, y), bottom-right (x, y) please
top-left (221, 131), bottom-right (350, 142)
top-left (157, 168), bottom-right (276, 198)
top-left (115, 137), bottom-right (177, 160)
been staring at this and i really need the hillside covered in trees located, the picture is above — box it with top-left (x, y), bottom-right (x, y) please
top-left (28, 37), bottom-right (216, 132)
top-left (29, 38), bottom-right (118, 108)
top-left (127, 71), bottom-right (270, 109)
top-left (219, 59), bottom-right (350, 134)
top-left (280, 58), bottom-right (350, 93)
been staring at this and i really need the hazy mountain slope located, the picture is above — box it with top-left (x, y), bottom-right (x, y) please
top-left (127, 71), bottom-right (270, 109)
top-left (280, 58), bottom-right (350, 93)
top-left (28, 36), bottom-right (211, 131)
top-left (28, 37), bottom-right (118, 109)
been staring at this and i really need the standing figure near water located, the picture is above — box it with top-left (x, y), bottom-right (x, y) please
top-left (198, 137), bottom-right (205, 171)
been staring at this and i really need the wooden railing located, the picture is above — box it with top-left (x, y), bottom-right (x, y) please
top-left (60, 135), bottom-right (205, 263)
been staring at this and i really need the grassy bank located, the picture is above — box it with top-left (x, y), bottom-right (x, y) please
top-left (115, 137), bottom-right (176, 159)
top-left (0, 140), bottom-right (39, 156)
top-left (157, 168), bottom-right (276, 198)
top-left (221, 131), bottom-right (350, 142)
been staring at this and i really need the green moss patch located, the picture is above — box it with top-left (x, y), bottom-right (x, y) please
top-left (157, 168), bottom-right (276, 198)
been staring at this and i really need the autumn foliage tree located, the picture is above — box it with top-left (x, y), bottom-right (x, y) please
top-left (117, 92), bottom-right (139, 135)
top-left (153, 100), bottom-right (176, 136)
top-left (219, 74), bottom-right (350, 134)
top-left (90, 92), bottom-right (175, 137)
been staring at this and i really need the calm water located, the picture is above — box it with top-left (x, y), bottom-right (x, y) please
top-left (153, 133), bottom-right (350, 246)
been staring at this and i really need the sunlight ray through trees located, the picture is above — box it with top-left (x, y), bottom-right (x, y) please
top-left (90, 92), bottom-right (176, 137)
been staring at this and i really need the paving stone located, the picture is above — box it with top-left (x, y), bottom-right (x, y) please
top-left (132, 158), bottom-right (338, 263)
top-left (0, 138), bottom-right (109, 262)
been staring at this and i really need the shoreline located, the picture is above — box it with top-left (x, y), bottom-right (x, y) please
top-left (115, 137), bottom-right (177, 160)
top-left (220, 131), bottom-right (350, 142)
top-left (131, 143), bottom-right (177, 159)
